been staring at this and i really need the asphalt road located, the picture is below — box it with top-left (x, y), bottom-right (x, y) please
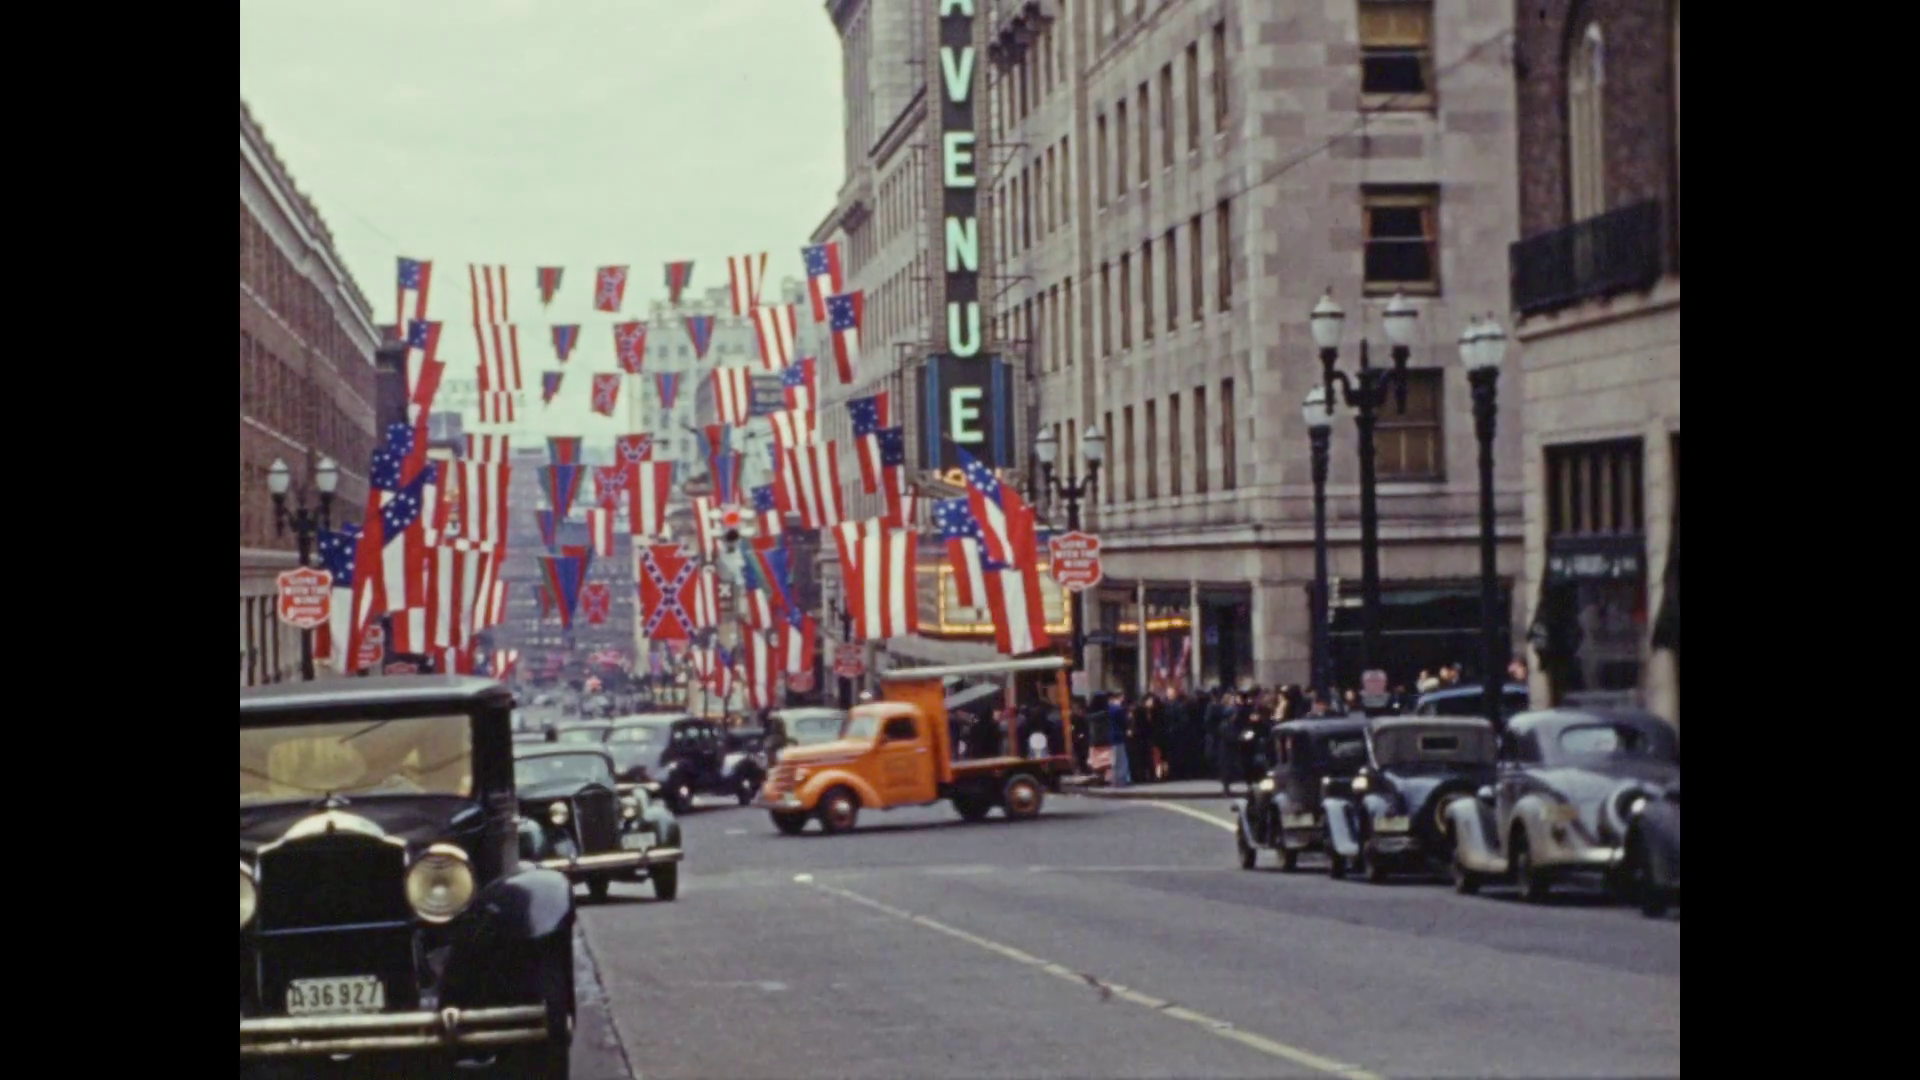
top-left (573, 791), bottom-right (1679, 1079)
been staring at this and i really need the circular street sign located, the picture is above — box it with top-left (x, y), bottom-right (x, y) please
top-left (833, 643), bottom-right (866, 678)
top-left (1047, 531), bottom-right (1104, 592)
top-left (787, 669), bottom-right (816, 694)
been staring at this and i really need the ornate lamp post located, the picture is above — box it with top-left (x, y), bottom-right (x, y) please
top-left (1309, 290), bottom-right (1417, 713)
top-left (1458, 314), bottom-right (1511, 725)
top-left (1033, 424), bottom-right (1105, 676)
top-left (267, 455), bottom-right (340, 681)
top-left (1301, 388), bottom-right (1339, 701)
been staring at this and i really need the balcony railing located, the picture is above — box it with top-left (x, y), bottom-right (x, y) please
top-left (1509, 200), bottom-right (1668, 318)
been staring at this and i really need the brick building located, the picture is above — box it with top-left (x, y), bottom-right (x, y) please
top-left (819, 0), bottom-right (1528, 692)
top-left (239, 101), bottom-right (381, 686)
top-left (1507, 0), bottom-right (1680, 723)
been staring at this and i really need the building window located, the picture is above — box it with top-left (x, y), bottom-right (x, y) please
top-left (1215, 200), bottom-right (1232, 311)
top-left (1119, 254), bottom-right (1133, 348)
top-left (1021, 167), bottom-right (1033, 250)
top-left (1138, 83), bottom-right (1151, 186)
top-left (1189, 215), bottom-right (1204, 321)
top-left (1144, 400), bottom-right (1158, 498)
top-left (1193, 385), bottom-right (1208, 494)
top-left (1116, 100), bottom-right (1129, 191)
top-left (1541, 438), bottom-right (1648, 698)
top-left (1375, 370), bottom-right (1444, 479)
top-left (1165, 228), bottom-right (1180, 330)
top-left (1220, 378), bottom-right (1237, 489)
top-left (1211, 20), bottom-right (1229, 133)
top-left (1160, 64), bottom-right (1175, 167)
top-left (1141, 239), bottom-right (1155, 341)
top-left (1064, 276), bottom-right (1075, 366)
top-left (1548, 439), bottom-right (1645, 537)
top-left (1104, 410), bottom-right (1116, 503)
top-left (1099, 263), bottom-right (1112, 356)
top-left (1041, 148), bottom-right (1054, 234)
top-left (1568, 21), bottom-right (1607, 222)
top-left (1362, 186), bottom-right (1440, 294)
top-left (1123, 406), bottom-right (1136, 502)
top-left (1358, 1), bottom-right (1435, 107)
top-left (1096, 115), bottom-right (1109, 207)
top-left (1185, 42), bottom-right (1201, 152)
top-left (1060, 135), bottom-right (1071, 224)
top-left (1168, 393), bottom-right (1183, 497)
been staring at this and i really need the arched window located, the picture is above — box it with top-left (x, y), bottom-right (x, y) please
top-left (1568, 22), bottom-right (1606, 222)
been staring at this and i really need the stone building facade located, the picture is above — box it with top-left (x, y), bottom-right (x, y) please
top-left (1508, 0), bottom-right (1680, 723)
top-left (239, 100), bottom-right (381, 687)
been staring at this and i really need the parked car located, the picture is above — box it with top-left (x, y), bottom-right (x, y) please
top-left (602, 714), bottom-right (765, 812)
top-left (240, 676), bottom-right (573, 1076)
top-left (1413, 683), bottom-right (1531, 721)
top-left (552, 720), bottom-right (611, 745)
top-left (513, 743), bottom-right (683, 902)
top-left (1328, 716), bottom-right (1498, 884)
top-left (1232, 717), bottom-right (1370, 875)
top-left (1444, 707), bottom-right (1680, 901)
top-left (1622, 780), bottom-right (1680, 916)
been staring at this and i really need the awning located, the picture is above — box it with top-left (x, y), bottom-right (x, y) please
top-left (946, 682), bottom-right (1005, 711)
top-left (1651, 530), bottom-right (1679, 652)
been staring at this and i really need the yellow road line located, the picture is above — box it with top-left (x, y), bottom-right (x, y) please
top-left (804, 878), bottom-right (1383, 1080)
top-left (1145, 799), bottom-right (1240, 833)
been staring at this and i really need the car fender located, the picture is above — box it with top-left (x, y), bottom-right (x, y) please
top-left (479, 865), bottom-right (576, 941)
top-left (438, 866), bottom-right (575, 1009)
top-left (1632, 803), bottom-right (1680, 887)
top-left (1507, 794), bottom-right (1568, 863)
top-left (1360, 792), bottom-right (1397, 822)
top-left (1322, 797), bottom-right (1362, 857)
top-left (1445, 796), bottom-right (1504, 873)
top-left (796, 768), bottom-right (882, 811)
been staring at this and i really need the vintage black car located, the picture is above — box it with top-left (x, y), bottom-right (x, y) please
top-left (600, 713), bottom-right (765, 812)
top-left (513, 743), bottom-right (684, 902)
top-left (1444, 707), bottom-right (1680, 902)
top-left (240, 676), bottom-right (574, 1076)
top-left (1325, 716), bottom-right (1498, 884)
top-left (1413, 683), bottom-right (1531, 721)
top-left (1622, 780), bottom-right (1680, 916)
top-left (1232, 717), bottom-right (1370, 875)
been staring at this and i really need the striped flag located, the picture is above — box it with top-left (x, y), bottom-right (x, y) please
top-left (781, 357), bottom-right (817, 414)
top-left (779, 442), bottom-right (845, 529)
top-left (766, 407), bottom-right (817, 450)
top-left (957, 447), bottom-right (1025, 567)
top-left (586, 506), bottom-right (616, 557)
top-left (933, 498), bottom-right (988, 608)
top-left (473, 322), bottom-right (522, 394)
top-left (801, 242), bottom-right (844, 322)
top-left (979, 499), bottom-right (1052, 655)
top-left (455, 461), bottom-right (510, 547)
top-left (847, 393), bottom-right (890, 493)
top-left (478, 392), bottom-right (518, 424)
top-left (877, 427), bottom-right (913, 527)
top-left (691, 565), bottom-right (722, 631)
top-left (396, 257), bottom-right (433, 327)
top-left (742, 627), bottom-right (779, 708)
top-left (713, 368), bottom-right (754, 425)
top-left (690, 495), bottom-right (718, 560)
top-left (627, 461), bottom-right (675, 539)
top-left (316, 524), bottom-right (362, 671)
top-left (780, 607), bottom-right (817, 677)
top-left (751, 303), bottom-right (799, 372)
top-left (825, 291), bottom-right (863, 384)
top-left (426, 544), bottom-right (486, 650)
top-left (466, 434), bottom-right (510, 461)
top-left (832, 519), bottom-right (919, 641)
top-left (469, 265), bottom-right (511, 322)
top-left (727, 253), bottom-right (768, 315)
top-left (750, 484), bottom-right (783, 536)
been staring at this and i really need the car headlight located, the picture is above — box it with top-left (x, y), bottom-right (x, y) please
top-left (1628, 795), bottom-right (1648, 817)
top-left (240, 862), bottom-right (257, 931)
top-left (406, 844), bottom-right (476, 924)
top-left (1351, 775), bottom-right (1369, 793)
top-left (1257, 778), bottom-right (1275, 792)
top-left (549, 801), bottom-right (570, 826)
top-left (622, 796), bottom-right (639, 819)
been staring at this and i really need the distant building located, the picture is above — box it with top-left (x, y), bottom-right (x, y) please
top-left (239, 100), bottom-right (381, 687)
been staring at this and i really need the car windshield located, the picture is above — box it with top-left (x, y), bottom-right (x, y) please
top-left (1372, 726), bottom-right (1496, 768)
top-left (556, 728), bottom-right (605, 744)
top-left (1557, 722), bottom-right (1678, 762)
top-left (787, 716), bottom-right (844, 744)
top-left (840, 712), bottom-right (881, 740)
top-left (240, 715), bottom-right (473, 804)
top-left (515, 752), bottom-right (613, 787)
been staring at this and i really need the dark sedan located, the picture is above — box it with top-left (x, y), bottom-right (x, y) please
top-left (513, 744), bottom-right (683, 902)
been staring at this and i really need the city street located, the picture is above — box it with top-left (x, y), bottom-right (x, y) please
top-left (574, 792), bottom-right (1680, 1079)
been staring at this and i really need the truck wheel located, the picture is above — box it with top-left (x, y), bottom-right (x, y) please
top-left (953, 795), bottom-right (992, 822)
top-left (818, 787), bottom-right (860, 833)
top-left (771, 812), bottom-right (808, 835)
top-left (1002, 775), bottom-right (1044, 821)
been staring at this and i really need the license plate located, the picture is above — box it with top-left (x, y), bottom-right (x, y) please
top-left (286, 975), bottom-right (385, 1016)
top-left (621, 833), bottom-right (651, 851)
top-left (1375, 816), bottom-right (1411, 832)
top-left (1282, 813), bottom-right (1317, 828)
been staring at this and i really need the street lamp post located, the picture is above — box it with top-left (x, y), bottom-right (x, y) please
top-left (1309, 290), bottom-right (1417, 715)
top-left (828, 598), bottom-right (856, 708)
top-left (268, 455), bottom-right (340, 682)
top-left (1032, 424), bottom-right (1106, 676)
top-left (1301, 389), bottom-right (1338, 701)
top-left (1458, 315), bottom-right (1511, 726)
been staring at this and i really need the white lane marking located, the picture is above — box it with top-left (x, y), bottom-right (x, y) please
top-left (725, 828), bottom-right (749, 835)
top-left (805, 878), bottom-right (1384, 1080)
top-left (1145, 799), bottom-right (1239, 833)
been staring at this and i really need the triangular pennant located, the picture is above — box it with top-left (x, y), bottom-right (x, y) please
top-left (538, 554), bottom-right (589, 628)
top-left (541, 371), bottom-right (564, 404)
top-left (540, 464), bottom-right (586, 520)
top-left (536, 510), bottom-right (559, 553)
top-left (547, 437), bottom-right (584, 466)
top-left (551, 324), bottom-right (580, 362)
top-left (684, 315), bottom-right (716, 361)
top-left (654, 372), bottom-right (682, 412)
top-left (537, 267), bottom-right (564, 307)
top-left (665, 261), bottom-right (695, 305)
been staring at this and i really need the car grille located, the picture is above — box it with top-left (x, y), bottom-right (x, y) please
top-left (574, 789), bottom-right (622, 853)
top-left (252, 925), bottom-right (420, 1014)
top-left (766, 765), bottom-right (796, 795)
top-left (257, 835), bottom-right (410, 931)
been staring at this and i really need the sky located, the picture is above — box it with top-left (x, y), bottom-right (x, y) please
top-left (240, 0), bottom-right (846, 433)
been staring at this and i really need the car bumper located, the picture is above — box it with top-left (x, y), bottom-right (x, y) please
top-left (1364, 834), bottom-right (1421, 857)
top-left (538, 847), bottom-right (684, 875)
top-left (753, 793), bottom-right (805, 811)
top-left (239, 1005), bottom-right (548, 1058)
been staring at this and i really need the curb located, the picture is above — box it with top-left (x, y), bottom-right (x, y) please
top-left (1063, 786), bottom-right (1241, 802)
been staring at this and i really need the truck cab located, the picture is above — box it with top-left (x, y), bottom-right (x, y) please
top-left (754, 656), bottom-right (1074, 835)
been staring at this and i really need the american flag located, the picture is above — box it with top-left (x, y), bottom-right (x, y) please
top-left (594, 266), bottom-right (629, 312)
top-left (469, 265), bottom-right (511, 323)
top-left (751, 303), bottom-right (798, 372)
top-left (742, 627), bottom-right (779, 709)
top-left (832, 519), bottom-right (918, 641)
top-left (613, 321), bottom-right (648, 374)
top-left (825, 291), bottom-right (863, 384)
top-left (751, 484), bottom-right (784, 536)
top-left (396, 257), bottom-right (433, 327)
top-left (781, 357), bottom-right (817, 414)
top-left (738, 554), bottom-right (776, 631)
top-left (933, 498), bottom-right (989, 608)
top-left (979, 499), bottom-right (1052, 655)
top-left (780, 607), bottom-right (817, 677)
top-left (727, 253), bottom-right (767, 315)
top-left (591, 374), bottom-right (621, 416)
top-left (474, 322), bottom-right (523, 394)
top-left (627, 461), bottom-right (674, 539)
top-left (878, 428), bottom-right (916, 528)
top-left (848, 393), bottom-right (891, 493)
top-left (664, 260), bottom-right (695, 304)
top-left (405, 320), bottom-right (445, 413)
top-left (801, 242), bottom-right (844, 322)
top-left (691, 564), bottom-right (722, 631)
top-left (536, 266), bottom-right (563, 307)
top-left (684, 314), bottom-right (716, 360)
top-left (767, 407), bottom-right (818, 450)
top-left (958, 447), bottom-right (1026, 567)
top-left (467, 434), bottom-right (510, 461)
top-left (455, 461), bottom-right (510, 547)
top-left (713, 368), bottom-right (754, 425)
top-left (780, 442), bottom-right (845, 529)
top-left (586, 506), bottom-right (616, 557)
top-left (479, 392), bottom-right (519, 424)
top-left (354, 461), bottom-right (430, 655)
top-left (316, 524), bottom-right (361, 670)
top-left (425, 544), bottom-right (486, 650)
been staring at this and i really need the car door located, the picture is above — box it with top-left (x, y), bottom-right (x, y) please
top-left (876, 715), bottom-right (936, 804)
top-left (692, 722), bottom-right (725, 786)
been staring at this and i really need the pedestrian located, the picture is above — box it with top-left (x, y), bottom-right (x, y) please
top-left (1130, 695), bottom-right (1160, 783)
top-left (1216, 696), bottom-right (1249, 795)
top-left (1106, 694), bottom-right (1132, 787)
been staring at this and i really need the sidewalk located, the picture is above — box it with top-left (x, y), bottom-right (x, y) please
top-left (1060, 777), bottom-right (1246, 801)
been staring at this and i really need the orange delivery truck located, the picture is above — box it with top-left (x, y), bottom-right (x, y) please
top-left (753, 656), bottom-right (1075, 834)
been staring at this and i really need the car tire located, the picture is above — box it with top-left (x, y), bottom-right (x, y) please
top-left (1002, 775), bottom-right (1044, 821)
top-left (953, 795), bottom-right (992, 822)
top-left (1452, 853), bottom-right (1483, 894)
top-left (651, 862), bottom-right (679, 901)
top-left (1364, 851), bottom-right (1389, 884)
top-left (1626, 831), bottom-right (1669, 917)
top-left (737, 774), bottom-right (759, 806)
top-left (586, 876), bottom-right (611, 903)
top-left (1279, 847), bottom-right (1299, 872)
top-left (497, 943), bottom-right (574, 1079)
top-left (1237, 827), bottom-right (1257, 870)
top-left (1329, 853), bottom-right (1348, 880)
top-left (771, 811), bottom-right (809, 835)
top-left (673, 782), bottom-right (694, 814)
top-left (817, 787), bottom-right (860, 834)
top-left (1511, 830), bottom-right (1549, 903)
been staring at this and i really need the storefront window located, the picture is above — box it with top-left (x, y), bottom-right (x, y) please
top-left (1197, 587), bottom-right (1253, 691)
top-left (1533, 439), bottom-right (1649, 706)
top-left (1327, 580), bottom-right (1511, 692)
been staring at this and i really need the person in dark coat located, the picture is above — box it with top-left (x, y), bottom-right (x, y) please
top-left (967, 709), bottom-right (1002, 758)
top-left (764, 714), bottom-right (789, 764)
top-left (1215, 694), bottom-right (1251, 794)
top-left (1129, 696), bottom-right (1159, 783)
top-left (1106, 695), bottom-right (1132, 787)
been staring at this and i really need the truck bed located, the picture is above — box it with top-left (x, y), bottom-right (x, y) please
top-left (947, 755), bottom-right (1071, 778)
